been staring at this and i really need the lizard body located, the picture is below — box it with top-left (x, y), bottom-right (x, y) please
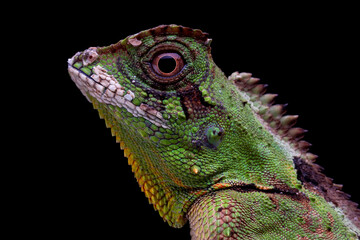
top-left (68, 25), bottom-right (360, 239)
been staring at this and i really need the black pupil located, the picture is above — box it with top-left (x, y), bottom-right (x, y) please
top-left (158, 56), bottom-right (176, 73)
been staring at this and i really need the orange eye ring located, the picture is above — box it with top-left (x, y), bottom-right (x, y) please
top-left (151, 52), bottom-right (184, 78)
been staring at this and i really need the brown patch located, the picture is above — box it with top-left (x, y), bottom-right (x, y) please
top-left (268, 195), bottom-right (279, 210)
top-left (325, 212), bottom-right (335, 239)
top-left (139, 103), bottom-right (157, 116)
top-left (178, 85), bottom-right (212, 119)
top-left (293, 157), bottom-right (360, 229)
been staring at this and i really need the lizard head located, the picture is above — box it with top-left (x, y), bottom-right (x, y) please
top-left (68, 25), bottom-right (302, 227)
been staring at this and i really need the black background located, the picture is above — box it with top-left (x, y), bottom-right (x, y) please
top-left (27, 7), bottom-right (359, 239)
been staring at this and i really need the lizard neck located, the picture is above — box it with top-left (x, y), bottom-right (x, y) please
top-left (187, 188), bottom-right (359, 239)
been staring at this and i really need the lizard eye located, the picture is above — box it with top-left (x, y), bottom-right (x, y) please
top-left (141, 43), bottom-right (193, 88)
top-left (151, 52), bottom-right (185, 79)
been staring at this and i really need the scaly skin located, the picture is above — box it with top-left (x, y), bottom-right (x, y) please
top-left (68, 25), bottom-right (360, 239)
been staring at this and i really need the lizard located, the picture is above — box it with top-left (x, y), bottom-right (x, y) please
top-left (67, 24), bottom-right (360, 239)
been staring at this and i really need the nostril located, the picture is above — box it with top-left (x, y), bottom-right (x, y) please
top-left (82, 48), bottom-right (99, 66)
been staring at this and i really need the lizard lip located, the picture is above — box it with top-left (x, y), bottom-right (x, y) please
top-left (68, 63), bottom-right (94, 102)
